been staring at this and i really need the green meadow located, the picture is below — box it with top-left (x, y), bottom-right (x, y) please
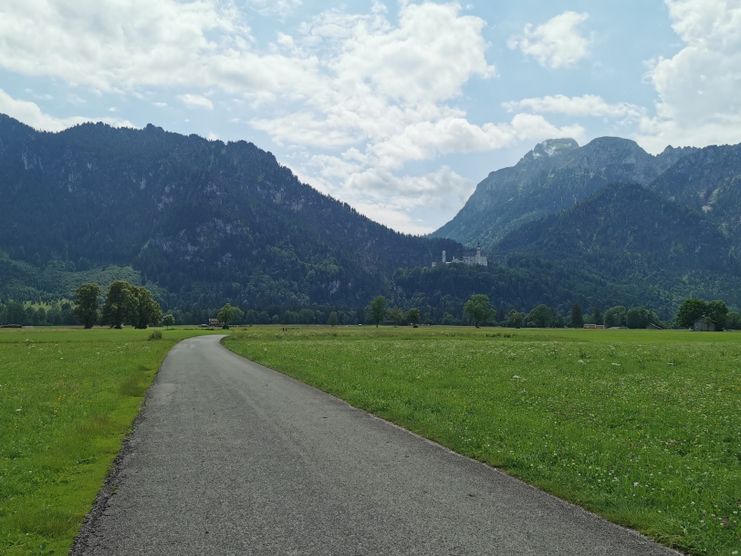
top-left (1, 326), bottom-right (738, 555)
top-left (0, 327), bottom-right (213, 555)
top-left (224, 326), bottom-right (741, 555)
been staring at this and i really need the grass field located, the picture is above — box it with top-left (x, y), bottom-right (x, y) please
top-left (224, 326), bottom-right (740, 555)
top-left (0, 327), bottom-right (213, 555)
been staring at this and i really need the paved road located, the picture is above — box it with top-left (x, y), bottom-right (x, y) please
top-left (74, 335), bottom-right (677, 555)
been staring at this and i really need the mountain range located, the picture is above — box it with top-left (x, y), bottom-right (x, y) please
top-left (433, 137), bottom-right (700, 248)
top-left (1, 113), bottom-right (740, 322)
top-left (0, 114), bottom-right (459, 314)
top-left (433, 136), bottom-right (741, 317)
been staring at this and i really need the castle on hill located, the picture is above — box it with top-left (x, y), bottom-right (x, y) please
top-left (432, 245), bottom-right (488, 268)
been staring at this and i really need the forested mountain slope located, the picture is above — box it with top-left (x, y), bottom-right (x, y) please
top-left (0, 114), bottom-right (459, 309)
top-left (649, 144), bottom-right (741, 253)
top-left (491, 183), bottom-right (741, 307)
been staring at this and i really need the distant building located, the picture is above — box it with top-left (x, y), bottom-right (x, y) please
top-left (208, 317), bottom-right (222, 328)
top-left (693, 317), bottom-right (716, 331)
top-left (432, 244), bottom-right (488, 268)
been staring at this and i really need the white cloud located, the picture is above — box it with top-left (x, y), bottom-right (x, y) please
top-left (0, 1), bottom-right (589, 231)
top-left (353, 201), bottom-right (435, 236)
top-left (637, 0), bottom-right (741, 151)
top-left (251, 111), bottom-right (361, 149)
top-left (347, 166), bottom-right (473, 208)
top-left (177, 93), bottom-right (214, 110)
top-left (326, 3), bottom-right (494, 103)
top-left (508, 11), bottom-right (590, 69)
top-left (342, 166), bottom-right (475, 234)
top-left (259, 3), bottom-right (586, 230)
top-left (0, 88), bottom-right (133, 131)
top-left (245, 0), bottom-right (302, 17)
top-left (503, 94), bottom-right (644, 120)
top-left (0, 0), bottom-right (253, 92)
top-left (371, 113), bottom-right (585, 169)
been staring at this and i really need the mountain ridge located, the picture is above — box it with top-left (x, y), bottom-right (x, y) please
top-left (432, 136), bottom-right (701, 248)
top-left (1, 113), bottom-right (740, 321)
top-left (0, 113), bottom-right (461, 311)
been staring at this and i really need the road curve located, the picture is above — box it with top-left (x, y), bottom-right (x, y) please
top-left (74, 335), bottom-right (677, 555)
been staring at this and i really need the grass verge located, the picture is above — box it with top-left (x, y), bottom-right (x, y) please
top-left (224, 326), bottom-right (740, 555)
top-left (0, 327), bottom-right (212, 555)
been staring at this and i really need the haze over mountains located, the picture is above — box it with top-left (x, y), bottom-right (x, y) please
top-left (1, 113), bottom-right (740, 321)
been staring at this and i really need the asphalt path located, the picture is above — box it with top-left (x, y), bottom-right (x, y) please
top-left (74, 335), bottom-right (678, 555)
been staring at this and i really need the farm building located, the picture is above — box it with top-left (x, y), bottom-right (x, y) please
top-left (692, 317), bottom-right (716, 331)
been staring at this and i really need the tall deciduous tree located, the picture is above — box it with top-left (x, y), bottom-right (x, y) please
top-left (101, 280), bottom-right (135, 329)
top-left (368, 296), bottom-right (387, 327)
top-left (162, 313), bottom-right (176, 327)
top-left (625, 306), bottom-right (650, 329)
top-left (327, 311), bottom-right (339, 326)
top-left (726, 311), bottom-right (741, 330)
top-left (406, 307), bottom-right (420, 326)
top-left (570, 303), bottom-right (584, 328)
top-left (463, 294), bottom-right (490, 328)
top-left (590, 307), bottom-right (603, 326)
top-left (387, 307), bottom-right (404, 326)
top-left (526, 304), bottom-right (555, 328)
top-left (705, 300), bottom-right (728, 330)
top-left (130, 286), bottom-right (162, 329)
top-left (101, 281), bottom-right (161, 329)
top-left (604, 306), bottom-right (626, 328)
top-left (73, 283), bottom-right (100, 329)
top-left (217, 303), bottom-right (244, 328)
top-left (505, 310), bottom-right (525, 328)
top-left (676, 298), bottom-right (707, 328)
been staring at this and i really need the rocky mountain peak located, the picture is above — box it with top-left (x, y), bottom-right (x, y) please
top-left (523, 138), bottom-right (579, 162)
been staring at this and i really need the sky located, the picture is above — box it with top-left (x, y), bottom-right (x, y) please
top-left (1, 1), bottom-right (740, 234)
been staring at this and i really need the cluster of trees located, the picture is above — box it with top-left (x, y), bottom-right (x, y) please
top-left (462, 298), bottom-right (661, 329)
top-left (564, 304), bottom-right (660, 329)
top-left (367, 296), bottom-right (421, 327)
top-left (121, 304), bottom-right (367, 327)
top-left (162, 303), bottom-right (362, 327)
top-left (676, 298), bottom-right (741, 330)
top-left (74, 281), bottom-right (162, 329)
top-left (0, 300), bottom-right (77, 326)
top-left (215, 303), bottom-right (244, 328)
top-left (489, 298), bottom-right (741, 329)
top-left (5, 285), bottom-right (741, 331)
top-left (363, 293), bottom-right (741, 330)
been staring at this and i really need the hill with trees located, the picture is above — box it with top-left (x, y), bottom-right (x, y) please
top-left (2, 113), bottom-right (740, 323)
top-left (0, 114), bottom-right (459, 313)
top-left (491, 183), bottom-right (741, 308)
top-left (431, 136), bottom-right (741, 319)
top-left (648, 143), bottom-right (741, 253)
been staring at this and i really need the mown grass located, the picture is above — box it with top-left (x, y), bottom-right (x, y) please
top-left (0, 327), bottom-right (213, 555)
top-left (224, 326), bottom-right (741, 555)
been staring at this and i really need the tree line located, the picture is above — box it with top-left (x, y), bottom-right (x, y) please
top-left (73, 281), bottom-right (163, 329)
top-left (0, 300), bottom-right (77, 326)
top-left (365, 294), bottom-right (741, 330)
top-left (3, 286), bottom-right (740, 330)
